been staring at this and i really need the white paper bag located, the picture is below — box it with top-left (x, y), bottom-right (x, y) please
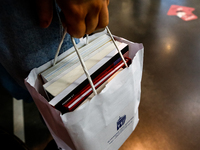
top-left (24, 34), bottom-right (144, 150)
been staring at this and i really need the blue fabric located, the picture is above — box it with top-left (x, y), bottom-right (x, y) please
top-left (0, 0), bottom-right (79, 102)
top-left (0, 64), bottom-right (33, 102)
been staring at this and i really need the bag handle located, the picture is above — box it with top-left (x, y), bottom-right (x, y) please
top-left (71, 37), bottom-right (98, 95)
top-left (53, 32), bottom-right (89, 66)
top-left (105, 26), bottom-right (128, 68)
top-left (53, 26), bottom-right (128, 95)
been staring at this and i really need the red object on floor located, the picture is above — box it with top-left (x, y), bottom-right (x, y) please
top-left (167, 5), bottom-right (198, 21)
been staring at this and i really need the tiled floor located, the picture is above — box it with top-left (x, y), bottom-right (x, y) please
top-left (0, 0), bottom-right (200, 150)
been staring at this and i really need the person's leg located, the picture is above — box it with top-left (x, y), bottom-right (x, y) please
top-left (0, 63), bottom-right (33, 103)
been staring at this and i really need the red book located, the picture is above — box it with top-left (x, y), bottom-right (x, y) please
top-left (63, 57), bottom-right (132, 113)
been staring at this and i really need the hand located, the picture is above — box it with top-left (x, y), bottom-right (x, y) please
top-left (36, 0), bottom-right (109, 38)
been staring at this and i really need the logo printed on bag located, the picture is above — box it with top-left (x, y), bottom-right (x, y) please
top-left (108, 115), bottom-right (134, 145)
top-left (117, 115), bottom-right (126, 130)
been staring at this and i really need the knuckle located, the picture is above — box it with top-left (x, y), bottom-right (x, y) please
top-left (70, 5), bottom-right (85, 20)
top-left (92, 4), bottom-right (101, 13)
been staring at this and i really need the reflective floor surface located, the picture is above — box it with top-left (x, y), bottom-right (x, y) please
top-left (0, 0), bottom-right (200, 150)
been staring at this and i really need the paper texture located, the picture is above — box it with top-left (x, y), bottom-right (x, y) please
top-left (24, 32), bottom-right (144, 150)
top-left (61, 50), bottom-right (142, 150)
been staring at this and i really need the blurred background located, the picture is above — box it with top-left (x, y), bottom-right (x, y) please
top-left (0, 0), bottom-right (200, 150)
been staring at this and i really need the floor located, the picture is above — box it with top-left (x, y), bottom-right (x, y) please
top-left (0, 0), bottom-right (200, 150)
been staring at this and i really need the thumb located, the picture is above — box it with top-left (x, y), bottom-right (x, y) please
top-left (36, 0), bottom-right (54, 28)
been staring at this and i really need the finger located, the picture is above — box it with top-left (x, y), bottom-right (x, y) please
top-left (60, 12), bottom-right (86, 38)
top-left (107, 0), bottom-right (110, 5)
top-left (96, 3), bottom-right (109, 30)
top-left (67, 21), bottom-right (86, 38)
top-left (36, 0), bottom-right (54, 28)
top-left (85, 11), bottom-right (99, 34)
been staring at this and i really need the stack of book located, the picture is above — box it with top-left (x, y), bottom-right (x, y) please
top-left (41, 33), bottom-right (131, 113)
